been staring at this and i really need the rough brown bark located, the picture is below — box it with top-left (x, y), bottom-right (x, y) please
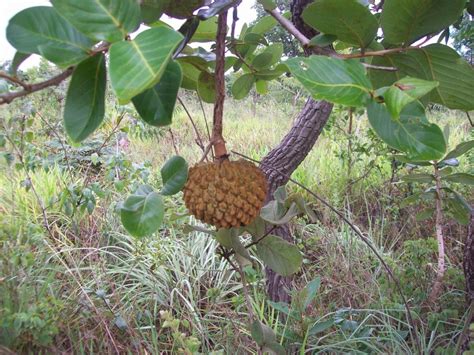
top-left (260, 0), bottom-right (334, 303)
top-left (261, 99), bottom-right (333, 302)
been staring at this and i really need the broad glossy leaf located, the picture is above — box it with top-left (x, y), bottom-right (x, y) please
top-left (444, 140), bottom-right (474, 160)
top-left (160, 155), bottom-right (189, 195)
top-left (256, 80), bottom-right (268, 95)
top-left (444, 173), bottom-right (474, 186)
top-left (197, 71), bottom-right (216, 103)
top-left (261, 201), bottom-right (299, 225)
top-left (64, 53), bottom-right (106, 143)
top-left (302, 0), bottom-right (378, 48)
top-left (140, 0), bottom-right (169, 24)
top-left (132, 61), bottom-right (182, 127)
top-left (445, 194), bottom-right (472, 225)
top-left (252, 52), bottom-right (273, 70)
top-left (384, 77), bottom-right (438, 118)
top-left (6, 7), bottom-right (94, 66)
top-left (179, 61), bottom-right (201, 90)
top-left (10, 52), bottom-right (30, 75)
top-left (120, 185), bottom-right (164, 238)
top-left (51, 0), bottom-right (140, 43)
top-left (191, 17), bottom-right (218, 42)
top-left (309, 34), bottom-right (338, 47)
top-left (232, 74), bottom-right (255, 100)
top-left (370, 44), bottom-right (474, 111)
top-left (416, 208), bottom-right (434, 221)
top-left (256, 235), bottom-right (303, 276)
top-left (286, 56), bottom-right (372, 106)
top-left (252, 15), bottom-right (277, 34)
top-left (109, 27), bottom-right (183, 103)
top-left (367, 100), bottom-right (446, 161)
top-left (401, 173), bottom-right (434, 183)
top-left (381, 0), bottom-right (465, 45)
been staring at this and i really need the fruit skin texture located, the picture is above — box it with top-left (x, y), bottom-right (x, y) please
top-left (183, 159), bottom-right (268, 228)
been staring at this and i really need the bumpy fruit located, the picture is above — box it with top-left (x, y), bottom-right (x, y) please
top-left (183, 159), bottom-right (268, 228)
top-left (164, 0), bottom-right (206, 19)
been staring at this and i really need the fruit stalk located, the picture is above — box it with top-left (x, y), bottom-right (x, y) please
top-left (212, 10), bottom-right (228, 160)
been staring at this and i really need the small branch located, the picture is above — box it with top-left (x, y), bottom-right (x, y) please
top-left (168, 128), bottom-right (179, 156)
top-left (212, 11), bottom-right (229, 159)
top-left (429, 164), bottom-right (446, 304)
top-left (178, 97), bottom-right (206, 153)
top-left (0, 68), bottom-right (73, 105)
top-left (0, 71), bottom-right (30, 90)
top-left (268, 9), bottom-right (309, 46)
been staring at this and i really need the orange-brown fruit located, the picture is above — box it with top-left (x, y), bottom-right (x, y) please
top-left (183, 159), bottom-right (268, 228)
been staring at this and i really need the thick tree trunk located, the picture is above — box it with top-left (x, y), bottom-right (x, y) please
top-left (260, 0), bottom-right (333, 303)
top-left (261, 99), bottom-right (333, 302)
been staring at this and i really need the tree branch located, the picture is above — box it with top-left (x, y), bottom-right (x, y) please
top-left (212, 10), bottom-right (229, 159)
top-left (0, 68), bottom-right (73, 105)
top-left (0, 71), bottom-right (30, 90)
top-left (268, 8), bottom-right (310, 46)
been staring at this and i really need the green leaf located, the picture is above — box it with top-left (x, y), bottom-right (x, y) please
top-left (444, 173), bottom-right (474, 186)
top-left (308, 319), bottom-right (334, 335)
top-left (120, 185), bottom-right (164, 238)
top-left (286, 56), bottom-right (372, 106)
top-left (370, 44), bottom-right (474, 110)
top-left (381, 0), bottom-right (466, 45)
top-left (6, 6), bottom-right (94, 67)
top-left (160, 155), bottom-right (189, 196)
top-left (401, 173), bottom-right (434, 183)
top-left (445, 194), bottom-right (472, 225)
top-left (367, 100), bottom-right (446, 161)
top-left (191, 17), bottom-right (218, 42)
top-left (301, 277), bottom-right (321, 309)
top-left (10, 52), bottom-right (30, 75)
top-left (132, 60), bottom-right (182, 127)
top-left (309, 34), bottom-right (338, 47)
top-left (197, 71), bottom-right (216, 103)
top-left (261, 201), bottom-right (299, 225)
top-left (179, 61), bottom-right (201, 90)
top-left (252, 15), bottom-right (277, 34)
top-left (215, 228), bottom-right (233, 248)
top-left (384, 77), bottom-right (439, 118)
top-left (251, 52), bottom-right (274, 70)
top-left (255, 80), bottom-right (268, 95)
top-left (51, 0), bottom-right (140, 43)
top-left (302, 0), bottom-right (378, 48)
top-left (140, 0), bottom-right (169, 24)
top-left (232, 74), bottom-right (255, 100)
top-left (256, 235), bottom-right (303, 276)
top-left (257, 0), bottom-right (277, 11)
top-left (109, 27), bottom-right (183, 103)
top-left (64, 53), bottom-right (106, 143)
top-left (444, 140), bottom-right (474, 160)
top-left (416, 208), bottom-right (434, 221)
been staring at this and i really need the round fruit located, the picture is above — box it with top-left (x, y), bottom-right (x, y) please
top-left (164, 0), bottom-right (206, 19)
top-left (183, 159), bottom-right (268, 228)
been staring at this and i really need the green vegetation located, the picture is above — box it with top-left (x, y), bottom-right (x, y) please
top-left (0, 62), bottom-right (472, 353)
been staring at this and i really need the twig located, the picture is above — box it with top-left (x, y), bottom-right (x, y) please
top-left (199, 142), bottom-right (214, 163)
top-left (230, 150), bottom-right (422, 354)
top-left (0, 68), bottom-right (73, 105)
top-left (429, 163), bottom-right (446, 304)
top-left (212, 11), bottom-right (229, 159)
top-left (0, 71), bottom-right (30, 90)
top-left (267, 8), bottom-right (309, 46)
top-left (168, 128), bottom-right (179, 155)
top-left (198, 95), bottom-right (212, 142)
top-left (177, 97), bottom-right (206, 153)
top-left (466, 112), bottom-right (474, 127)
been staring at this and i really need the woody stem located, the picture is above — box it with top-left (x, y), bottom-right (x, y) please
top-left (212, 10), bottom-right (228, 160)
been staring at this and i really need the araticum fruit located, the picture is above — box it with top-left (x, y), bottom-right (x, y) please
top-left (183, 159), bottom-right (268, 228)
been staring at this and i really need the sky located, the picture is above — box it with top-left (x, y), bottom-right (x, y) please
top-left (0, 0), bottom-right (258, 67)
